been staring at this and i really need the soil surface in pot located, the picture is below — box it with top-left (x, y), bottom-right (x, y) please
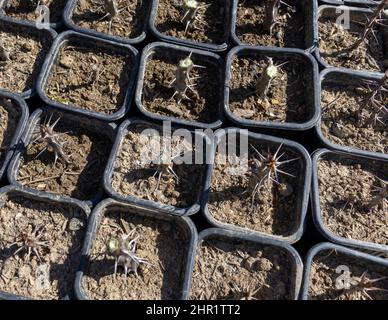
top-left (16, 113), bottom-right (111, 201)
top-left (82, 209), bottom-right (189, 300)
top-left (235, 0), bottom-right (305, 48)
top-left (72, 0), bottom-right (150, 40)
top-left (308, 249), bottom-right (388, 300)
top-left (111, 123), bottom-right (205, 208)
top-left (154, 0), bottom-right (229, 45)
top-left (0, 193), bottom-right (87, 299)
top-left (321, 80), bottom-right (387, 154)
top-left (190, 237), bottom-right (294, 300)
top-left (0, 21), bottom-right (52, 94)
top-left (317, 155), bottom-right (387, 247)
top-left (45, 41), bottom-right (133, 115)
top-left (141, 49), bottom-right (222, 123)
top-left (1, 0), bottom-right (65, 24)
top-left (207, 139), bottom-right (303, 237)
top-left (0, 98), bottom-right (21, 168)
top-left (229, 55), bottom-right (311, 123)
top-left (318, 16), bottom-right (386, 72)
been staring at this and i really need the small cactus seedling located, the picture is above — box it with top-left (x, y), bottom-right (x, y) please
top-left (170, 53), bottom-right (205, 104)
top-left (106, 229), bottom-right (148, 278)
top-left (9, 225), bottom-right (49, 262)
top-left (0, 39), bottom-right (9, 62)
top-left (344, 271), bottom-right (388, 300)
top-left (264, 0), bottom-right (281, 35)
top-left (180, 0), bottom-right (210, 34)
top-left (246, 144), bottom-right (299, 206)
top-left (229, 281), bottom-right (265, 300)
top-left (255, 57), bottom-right (279, 103)
top-left (368, 177), bottom-right (387, 210)
top-left (31, 114), bottom-right (70, 166)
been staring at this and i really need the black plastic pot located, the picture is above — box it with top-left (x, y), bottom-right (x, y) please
top-left (0, 0), bottom-right (64, 29)
top-left (320, 0), bottom-right (381, 6)
top-left (224, 45), bottom-right (320, 131)
top-left (0, 184), bottom-right (91, 300)
top-left (135, 42), bottom-right (224, 129)
top-left (0, 15), bottom-right (57, 99)
top-left (202, 128), bottom-right (311, 244)
top-left (314, 5), bottom-right (387, 73)
top-left (7, 106), bottom-right (117, 208)
top-left (74, 197), bottom-right (198, 300)
top-left (36, 30), bottom-right (139, 122)
top-left (63, 0), bottom-right (148, 45)
top-left (103, 117), bottom-right (211, 217)
top-left (185, 227), bottom-right (303, 300)
top-left (230, 0), bottom-right (317, 50)
top-left (311, 148), bottom-right (388, 253)
top-left (148, 0), bottom-right (232, 52)
top-left (317, 68), bottom-right (387, 160)
top-left (0, 90), bottom-right (29, 182)
top-left (300, 242), bottom-right (388, 300)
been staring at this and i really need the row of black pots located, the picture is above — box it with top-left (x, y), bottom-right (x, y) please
top-left (0, 185), bottom-right (386, 300)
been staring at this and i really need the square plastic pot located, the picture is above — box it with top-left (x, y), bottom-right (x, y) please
top-left (36, 30), bottom-right (139, 122)
top-left (135, 42), bottom-right (224, 129)
top-left (230, 0), bottom-right (317, 50)
top-left (314, 5), bottom-right (388, 74)
top-left (185, 228), bottom-right (303, 300)
top-left (0, 0), bottom-right (64, 29)
top-left (103, 117), bottom-right (211, 217)
top-left (317, 67), bottom-right (387, 160)
top-left (74, 197), bottom-right (198, 300)
top-left (0, 90), bottom-right (29, 181)
top-left (63, 0), bottom-right (148, 45)
top-left (201, 128), bottom-right (312, 244)
top-left (0, 184), bottom-right (91, 300)
top-left (0, 15), bottom-right (57, 99)
top-left (300, 242), bottom-right (388, 300)
top-left (7, 106), bottom-right (117, 208)
top-left (148, 0), bottom-right (232, 52)
top-left (311, 148), bottom-right (388, 253)
top-left (224, 46), bottom-right (320, 131)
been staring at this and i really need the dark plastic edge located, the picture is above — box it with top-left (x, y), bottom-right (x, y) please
top-left (224, 45), bottom-right (320, 131)
top-left (316, 67), bottom-right (387, 160)
top-left (7, 106), bottom-right (117, 208)
top-left (0, 184), bottom-right (91, 300)
top-left (201, 128), bottom-right (312, 244)
top-left (0, 90), bottom-right (29, 181)
top-left (314, 5), bottom-right (385, 75)
top-left (103, 117), bottom-right (211, 217)
top-left (135, 42), bottom-right (224, 130)
top-left (184, 227), bottom-right (303, 300)
top-left (148, 0), bottom-right (232, 52)
top-left (230, 0), bottom-right (317, 52)
top-left (311, 148), bottom-right (388, 253)
top-left (0, 15), bottom-right (57, 99)
top-left (74, 197), bottom-right (198, 300)
top-left (36, 30), bottom-right (140, 122)
top-left (63, 0), bottom-right (148, 45)
top-left (320, 0), bottom-right (381, 6)
top-left (300, 242), bottom-right (388, 300)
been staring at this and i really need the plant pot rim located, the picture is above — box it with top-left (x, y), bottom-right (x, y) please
top-left (7, 106), bottom-right (117, 208)
top-left (201, 127), bottom-right (312, 244)
top-left (74, 197), bottom-right (198, 300)
top-left (0, 90), bottom-right (29, 181)
top-left (316, 67), bottom-right (387, 161)
top-left (300, 241), bottom-right (388, 300)
top-left (148, 0), bottom-right (231, 52)
top-left (62, 0), bottom-right (148, 45)
top-left (311, 148), bottom-right (388, 253)
top-left (103, 116), bottom-right (212, 217)
top-left (36, 30), bottom-right (139, 122)
top-left (185, 227), bottom-right (303, 300)
top-left (0, 184), bottom-right (91, 300)
top-left (135, 41), bottom-right (224, 130)
top-left (224, 45), bottom-right (320, 131)
top-left (320, 0), bottom-right (381, 6)
top-left (0, 15), bottom-right (57, 99)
